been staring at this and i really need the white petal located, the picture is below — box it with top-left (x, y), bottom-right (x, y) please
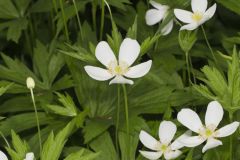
top-left (202, 138), bottom-right (222, 153)
top-left (109, 75), bottom-right (133, 85)
top-left (178, 136), bottom-right (205, 147)
top-left (191, 0), bottom-right (208, 13)
top-left (177, 108), bottom-right (203, 133)
top-left (146, 9), bottom-right (165, 25)
top-left (171, 130), bottom-right (192, 150)
top-left (159, 121), bottom-right (177, 145)
top-left (119, 38), bottom-right (140, 66)
top-left (0, 151), bottom-right (8, 160)
top-left (174, 9), bottom-right (193, 23)
top-left (164, 150), bottom-right (182, 160)
top-left (203, 3), bottom-right (217, 21)
top-left (84, 66), bottom-right (114, 81)
top-left (95, 41), bottom-right (117, 67)
top-left (180, 23), bottom-right (199, 31)
top-left (215, 122), bottom-right (240, 138)
top-left (161, 20), bottom-right (174, 35)
top-left (124, 60), bottom-right (152, 78)
top-left (150, 0), bottom-right (168, 10)
top-left (205, 101), bottom-right (223, 129)
top-left (139, 150), bottom-right (163, 160)
top-left (24, 152), bottom-right (34, 160)
top-left (139, 130), bottom-right (161, 151)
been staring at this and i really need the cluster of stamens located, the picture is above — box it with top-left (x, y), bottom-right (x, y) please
top-left (108, 60), bottom-right (129, 75)
top-left (192, 12), bottom-right (203, 22)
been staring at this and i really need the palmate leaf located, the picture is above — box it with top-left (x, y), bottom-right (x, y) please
top-left (6, 131), bottom-right (30, 160)
top-left (41, 121), bottom-right (75, 160)
top-left (195, 48), bottom-right (240, 113)
top-left (64, 149), bottom-right (99, 160)
top-left (90, 131), bottom-right (118, 160)
top-left (46, 92), bottom-right (78, 117)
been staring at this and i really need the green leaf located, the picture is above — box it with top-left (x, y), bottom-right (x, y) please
top-left (7, 18), bottom-right (28, 43)
top-left (0, 113), bottom-right (52, 136)
top-left (14, 0), bottom-right (31, 16)
top-left (41, 121), bottom-right (75, 160)
top-left (0, 0), bottom-right (19, 19)
top-left (83, 118), bottom-right (112, 143)
top-left (216, 0), bottom-right (240, 15)
top-left (0, 82), bottom-right (13, 96)
top-left (127, 16), bottom-right (138, 39)
top-left (64, 149), bottom-right (99, 160)
top-left (178, 30), bottom-right (198, 53)
top-left (46, 92), bottom-right (78, 117)
top-left (90, 132), bottom-right (118, 160)
top-left (6, 131), bottom-right (29, 160)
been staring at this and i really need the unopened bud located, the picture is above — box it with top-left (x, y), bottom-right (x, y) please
top-left (26, 77), bottom-right (35, 89)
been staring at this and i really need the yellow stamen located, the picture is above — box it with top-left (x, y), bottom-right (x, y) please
top-left (192, 12), bottom-right (203, 22)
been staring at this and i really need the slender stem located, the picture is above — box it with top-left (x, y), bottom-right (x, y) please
top-left (185, 51), bottom-right (192, 85)
top-left (115, 85), bottom-right (120, 159)
top-left (100, 0), bottom-right (105, 40)
top-left (30, 89), bottom-right (42, 154)
top-left (59, 0), bottom-right (70, 41)
top-left (189, 54), bottom-right (196, 84)
top-left (201, 26), bottom-right (218, 65)
top-left (72, 0), bottom-right (83, 41)
top-left (122, 84), bottom-right (129, 159)
top-left (229, 113), bottom-right (233, 160)
top-left (0, 131), bottom-right (10, 148)
top-left (104, 0), bottom-right (114, 27)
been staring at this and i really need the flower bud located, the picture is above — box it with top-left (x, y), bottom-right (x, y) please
top-left (26, 77), bottom-right (35, 89)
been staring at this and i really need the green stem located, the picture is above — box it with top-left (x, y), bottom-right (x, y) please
top-left (100, 0), bottom-right (105, 40)
top-left (229, 113), bottom-right (233, 160)
top-left (30, 89), bottom-right (42, 154)
top-left (122, 84), bottom-right (129, 159)
top-left (59, 0), bottom-right (70, 41)
top-left (201, 26), bottom-right (218, 65)
top-left (0, 131), bottom-right (10, 148)
top-left (189, 54), bottom-right (196, 84)
top-left (115, 85), bottom-right (120, 159)
top-left (185, 51), bottom-right (192, 85)
top-left (72, 0), bottom-right (83, 41)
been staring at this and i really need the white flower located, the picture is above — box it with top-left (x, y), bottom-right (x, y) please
top-left (139, 121), bottom-right (190, 160)
top-left (145, 1), bottom-right (173, 35)
top-left (26, 77), bottom-right (35, 89)
top-left (84, 38), bottom-right (152, 85)
top-left (24, 152), bottom-right (35, 160)
top-left (0, 151), bottom-right (34, 160)
top-left (174, 0), bottom-right (217, 30)
top-left (177, 101), bottom-right (240, 153)
top-left (0, 151), bottom-right (8, 160)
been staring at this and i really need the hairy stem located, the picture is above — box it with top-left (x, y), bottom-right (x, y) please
top-left (60, 0), bottom-right (70, 41)
top-left (30, 89), bottom-right (42, 154)
top-left (115, 85), bottom-right (120, 159)
top-left (100, 0), bottom-right (105, 40)
top-left (0, 131), bottom-right (10, 148)
top-left (201, 26), bottom-right (218, 65)
top-left (122, 84), bottom-right (130, 159)
top-left (72, 0), bottom-right (83, 41)
top-left (185, 51), bottom-right (192, 85)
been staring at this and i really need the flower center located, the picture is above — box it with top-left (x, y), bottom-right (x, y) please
top-left (161, 144), bottom-right (168, 152)
top-left (108, 60), bottom-right (129, 75)
top-left (192, 12), bottom-right (203, 22)
top-left (199, 125), bottom-right (216, 138)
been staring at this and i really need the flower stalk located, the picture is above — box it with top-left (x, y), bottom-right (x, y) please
top-left (26, 77), bottom-right (42, 154)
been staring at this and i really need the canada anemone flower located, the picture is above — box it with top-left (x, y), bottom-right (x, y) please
top-left (84, 38), bottom-right (152, 85)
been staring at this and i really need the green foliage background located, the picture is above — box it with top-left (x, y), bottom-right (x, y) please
top-left (0, 0), bottom-right (240, 159)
